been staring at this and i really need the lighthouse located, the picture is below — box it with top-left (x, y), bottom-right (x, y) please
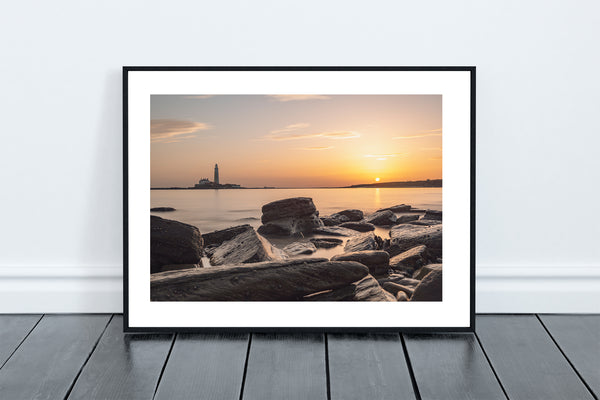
top-left (214, 164), bottom-right (219, 185)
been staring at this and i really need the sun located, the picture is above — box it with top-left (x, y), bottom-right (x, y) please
top-left (375, 177), bottom-right (380, 182)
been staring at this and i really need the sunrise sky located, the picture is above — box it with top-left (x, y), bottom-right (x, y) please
top-left (151, 95), bottom-right (442, 188)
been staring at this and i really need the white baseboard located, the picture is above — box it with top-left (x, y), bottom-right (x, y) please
top-left (476, 266), bottom-right (600, 313)
top-left (0, 266), bottom-right (598, 314)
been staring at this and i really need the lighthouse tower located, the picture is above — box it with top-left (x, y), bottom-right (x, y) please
top-left (214, 164), bottom-right (219, 185)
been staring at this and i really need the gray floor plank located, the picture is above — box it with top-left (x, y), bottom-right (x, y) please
top-left (404, 333), bottom-right (506, 400)
top-left (0, 314), bottom-right (41, 368)
top-left (328, 333), bottom-right (416, 400)
top-left (476, 315), bottom-right (594, 400)
top-left (0, 314), bottom-right (111, 400)
top-left (66, 315), bottom-right (173, 400)
top-left (154, 332), bottom-right (249, 400)
top-left (242, 333), bottom-right (328, 400)
top-left (538, 314), bottom-right (600, 398)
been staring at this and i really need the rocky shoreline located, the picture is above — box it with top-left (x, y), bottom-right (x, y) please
top-left (150, 197), bottom-right (442, 302)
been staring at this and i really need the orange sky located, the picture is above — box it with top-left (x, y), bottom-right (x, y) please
top-left (151, 95), bottom-right (441, 188)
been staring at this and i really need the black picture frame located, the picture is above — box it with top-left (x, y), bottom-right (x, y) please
top-left (123, 66), bottom-right (476, 333)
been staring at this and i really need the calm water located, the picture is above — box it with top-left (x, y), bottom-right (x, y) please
top-left (151, 188), bottom-right (441, 258)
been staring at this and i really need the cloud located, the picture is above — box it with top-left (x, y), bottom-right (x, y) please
top-left (298, 146), bottom-right (334, 151)
top-left (393, 128), bottom-right (442, 140)
top-left (271, 123), bottom-right (310, 135)
top-left (269, 95), bottom-right (331, 102)
top-left (364, 153), bottom-right (403, 160)
top-left (266, 130), bottom-right (360, 141)
top-left (322, 131), bottom-right (360, 139)
top-left (184, 95), bottom-right (214, 99)
top-left (264, 122), bottom-right (360, 141)
top-left (151, 119), bottom-right (211, 143)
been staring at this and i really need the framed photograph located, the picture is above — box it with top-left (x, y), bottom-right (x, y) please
top-left (123, 67), bottom-right (475, 332)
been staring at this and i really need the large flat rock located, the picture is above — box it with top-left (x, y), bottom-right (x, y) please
top-left (364, 210), bottom-right (397, 226)
top-left (202, 224), bottom-right (254, 247)
top-left (210, 228), bottom-right (285, 265)
top-left (151, 216), bottom-right (203, 274)
top-left (389, 245), bottom-right (435, 275)
top-left (344, 232), bottom-right (382, 252)
top-left (387, 224), bottom-right (442, 257)
top-left (332, 250), bottom-right (389, 276)
top-left (151, 258), bottom-right (369, 301)
top-left (413, 263), bottom-right (442, 280)
top-left (411, 268), bottom-right (442, 301)
top-left (258, 197), bottom-right (323, 236)
top-left (303, 275), bottom-right (396, 301)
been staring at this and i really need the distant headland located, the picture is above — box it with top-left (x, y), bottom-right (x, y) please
top-left (344, 179), bottom-right (442, 188)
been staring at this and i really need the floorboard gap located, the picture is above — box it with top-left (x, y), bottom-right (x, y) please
top-left (63, 314), bottom-right (114, 400)
top-left (400, 333), bottom-right (422, 400)
top-left (0, 314), bottom-right (44, 371)
top-left (237, 333), bottom-right (253, 400)
top-left (473, 330), bottom-right (510, 400)
top-left (152, 333), bottom-right (177, 400)
top-left (535, 314), bottom-right (598, 400)
top-left (324, 334), bottom-right (331, 400)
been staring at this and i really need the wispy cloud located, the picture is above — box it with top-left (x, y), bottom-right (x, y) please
top-left (265, 123), bottom-right (360, 141)
top-left (184, 95), bottom-right (213, 99)
top-left (364, 153), bottom-right (403, 161)
top-left (298, 146), bottom-right (334, 151)
top-left (271, 123), bottom-right (310, 135)
top-left (266, 130), bottom-right (360, 141)
top-left (269, 95), bottom-right (331, 102)
top-left (393, 128), bottom-right (442, 140)
top-left (151, 119), bottom-right (211, 143)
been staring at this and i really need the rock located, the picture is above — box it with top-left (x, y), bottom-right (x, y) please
top-left (339, 222), bottom-right (375, 232)
top-left (396, 292), bottom-right (409, 301)
top-left (423, 209), bottom-right (442, 221)
top-left (413, 264), bottom-right (442, 280)
top-left (203, 244), bottom-right (219, 258)
top-left (313, 226), bottom-right (359, 237)
top-left (396, 214), bottom-right (419, 224)
top-left (332, 250), bottom-right (390, 276)
top-left (382, 282), bottom-right (414, 297)
top-left (153, 264), bottom-right (200, 274)
top-left (344, 232), bottom-right (383, 252)
top-left (332, 209), bottom-right (364, 221)
top-left (151, 216), bottom-right (203, 274)
top-left (210, 228), bottom-right (285, 266)
top-left (151, 258), bottom-right (369, 301)
top-left (377, 204), bottom-right (411, 213)
top-left (364, 210), bottom-right (397, 226)
top-left (405, 208), bottom-right (427, 213)
top-left (386, 224), bottom-right (442, 257)
top-left (411, 269), bottom-right (442, 301)
top-left (283, 241), bottom-right (317, 256)
top-left (320, 215), bottom-right (349, 226)
top-left (310, 238), bottom-right (343, 248)
top-left (303, 275), bottom-right (396, 301)
top-left (409, 219), bottom-right (442, 226)
top-left (151, 207), bottom-right (176, 212)
top-left (258, 197), bottom-right (323, 236)
top-left (379, 274), bottom-right (421, 289)
top-left (202, 224), bottom-right (254, 247)
top-left (389, 245), bottom-right (435, 274)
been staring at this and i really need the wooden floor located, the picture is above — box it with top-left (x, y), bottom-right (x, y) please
top-left (0, 315), bottom-right (597, 400)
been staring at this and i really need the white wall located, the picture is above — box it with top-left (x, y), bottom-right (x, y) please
top-left (1, 0), bottom-right (598, 313)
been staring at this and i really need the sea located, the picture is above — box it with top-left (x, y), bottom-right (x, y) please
top-left (151, 187), bottom-right (442, 260)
